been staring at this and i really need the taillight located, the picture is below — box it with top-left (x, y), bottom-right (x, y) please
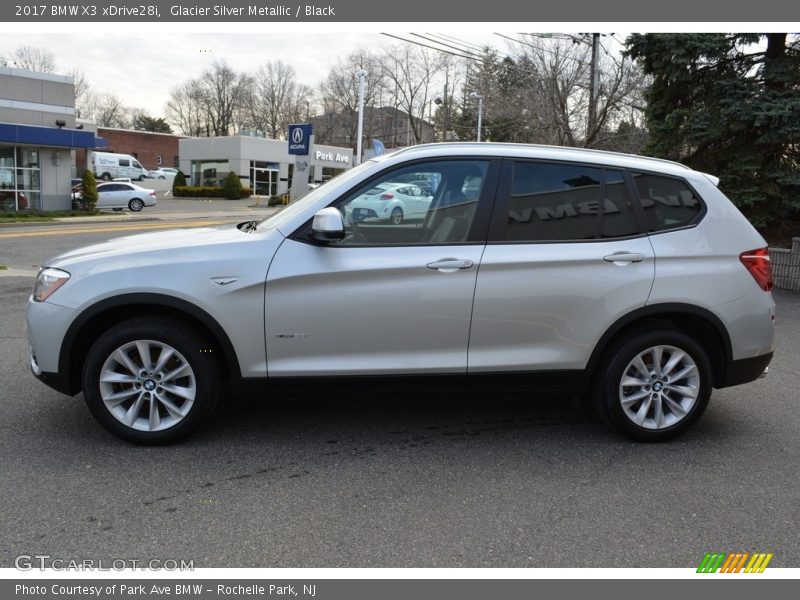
top-left (740, 247), bottom-right (773, 291)
top-left (379, 193), bottom-right (394, 200)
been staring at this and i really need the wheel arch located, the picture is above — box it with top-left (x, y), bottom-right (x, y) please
top-left (59, 293), bottom-right (241, 395)
top-left (586, 303), bottom-right (733, 389)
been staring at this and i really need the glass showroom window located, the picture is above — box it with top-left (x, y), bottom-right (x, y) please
top-left (0, 146), bottom-right (41, 211)
top-left (191, 160), bottom-right (229, 187)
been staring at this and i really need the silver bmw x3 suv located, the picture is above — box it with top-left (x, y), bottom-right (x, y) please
top-left (26, 144), bottom-right (775, 444)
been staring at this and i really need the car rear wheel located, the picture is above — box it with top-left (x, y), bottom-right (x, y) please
top-left (390, 207), bottom-right (403, 224)
top-left (82, 318), bottom-right (219, 444)
top-left (128, 198), bottom-right (144, 212)
top-left (101, 173), bottom-right (112, 181)
top-left (596, 329), bottom-right (712, 441)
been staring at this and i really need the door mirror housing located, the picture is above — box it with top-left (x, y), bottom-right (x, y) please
top-left (311, 207), bottom-right (345, 242)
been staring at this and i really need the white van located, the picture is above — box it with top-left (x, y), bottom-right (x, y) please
top-left (92, 152), bottom-right (147, 181)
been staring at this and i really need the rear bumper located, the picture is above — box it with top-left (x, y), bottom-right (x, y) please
top-left (720, 352), bottom-right (773, 388)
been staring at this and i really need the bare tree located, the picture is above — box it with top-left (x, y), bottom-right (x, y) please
top-left (165, 62), bottom-right (250, 137)
top-left (166, 80), bottom-right (207, 136)
top-left (248, 61), bottom-right (298, 139)
top-left (197, 61), bottom-right (249, 136)
top-left (508, 35), bottom-right (646, 148)
top-left (379, 45), bottom-right (443, 144)
top-left (93, 93), bottom-right (127, 128)
top-left (12, 45), bottom-right (56, 72)
top-left (316, 49), bottom-right (386, 148)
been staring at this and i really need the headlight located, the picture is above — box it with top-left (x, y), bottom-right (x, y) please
top-left (33, 268), bottom-right (70, 302)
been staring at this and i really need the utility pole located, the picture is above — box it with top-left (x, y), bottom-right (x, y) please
top-left (587, 33), bottom-right (600, 146)
top-left (355, 69), bottom-right (367, 165)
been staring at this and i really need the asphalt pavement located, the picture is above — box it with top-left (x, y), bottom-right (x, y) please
top-left (0, 206), bottom-right (798, 568)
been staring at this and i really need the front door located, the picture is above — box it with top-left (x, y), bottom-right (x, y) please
top-left (264, 159), bottom-right (498, 377)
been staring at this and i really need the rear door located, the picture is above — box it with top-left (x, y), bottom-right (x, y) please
top-left (469, 160), bottom-right (655, 373)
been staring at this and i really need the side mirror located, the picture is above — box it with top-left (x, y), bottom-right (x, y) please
top-left (311, 207), bottom-right (345, 242)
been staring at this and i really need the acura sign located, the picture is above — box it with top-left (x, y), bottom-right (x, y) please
top-left (288, 124), bottom-right (312, 155)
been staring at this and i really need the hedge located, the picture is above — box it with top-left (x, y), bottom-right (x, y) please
top-left (173, 186), bottom-right (252, 199)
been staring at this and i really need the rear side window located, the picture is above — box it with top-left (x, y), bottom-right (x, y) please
top-left (632, 173), bottom-right (702, 232)
top-left (504, 162), bottom-right (640, 242)
top-left (119, 159), bottom-right (130, 167)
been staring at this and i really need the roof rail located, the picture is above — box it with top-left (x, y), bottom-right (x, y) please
top-left (394, 142), bottom-right (691, 170)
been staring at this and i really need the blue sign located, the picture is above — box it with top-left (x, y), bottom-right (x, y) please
top-left (288, 124), bottom-right (313, 155)
top-left (373, 139), bottom-right (386, 156)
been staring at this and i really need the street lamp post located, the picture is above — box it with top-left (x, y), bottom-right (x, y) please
top-left (355, 69), bottom-right (367, 165)
top-left (469, 91), bottom-right (484, 142)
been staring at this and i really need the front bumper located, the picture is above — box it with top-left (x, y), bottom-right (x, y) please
top-left (26, 297), bottom-right (79, 395)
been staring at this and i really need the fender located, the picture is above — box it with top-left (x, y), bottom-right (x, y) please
top-left (58, 293), bottom-right (242, 394)
top-left (585, 302), bottom-right (733, 385)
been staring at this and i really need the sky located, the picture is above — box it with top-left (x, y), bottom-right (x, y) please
top-left (0, 31), bottom-right (505, 120)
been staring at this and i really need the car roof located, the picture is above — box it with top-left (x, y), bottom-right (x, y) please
top-left (386, 143), bottom-right (697, 179)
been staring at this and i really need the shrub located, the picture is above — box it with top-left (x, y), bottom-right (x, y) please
top-left (172, 170), bottom-right (187, 193)
top-left (173, 186), bottom-right (252, 199)
top-left (81, 169), bottom-right (98, 213)
top-left (222, 171), bottom-right (243, 200)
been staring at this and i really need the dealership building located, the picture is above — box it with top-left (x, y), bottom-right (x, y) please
top-left (179, 135), bottom-right (353, 196)
top-left (0, 66), bottom-right (104, 211)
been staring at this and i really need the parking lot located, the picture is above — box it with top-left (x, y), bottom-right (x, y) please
top-left (0, 213), bottom-right (799, 568)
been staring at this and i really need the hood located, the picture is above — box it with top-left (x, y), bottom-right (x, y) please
top-left (47, 223), bottom-right (280, 271)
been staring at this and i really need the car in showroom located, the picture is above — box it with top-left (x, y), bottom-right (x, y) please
top-left (149, 167), bottom-right (179, 180)
top-left (26, 143), bottom-right (775, 444)
top-left (72, 181), bottom-right (157, 212)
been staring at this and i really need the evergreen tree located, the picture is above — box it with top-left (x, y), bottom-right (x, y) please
top-left (626, 33), bottom-right (800, 226)
top-left (222, 171), bottom-right (243, 200)
top-left (81, 169), bottom-right (98, 213)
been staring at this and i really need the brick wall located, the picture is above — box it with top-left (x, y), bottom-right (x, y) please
top-left (76, 128), bottom-right (186, 172)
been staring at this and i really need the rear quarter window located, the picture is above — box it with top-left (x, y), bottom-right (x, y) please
top-left (632, 173), bottom-right (703, 232)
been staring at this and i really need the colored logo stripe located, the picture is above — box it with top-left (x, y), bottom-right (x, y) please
top-left (697, 552), bottom-right (773, 573)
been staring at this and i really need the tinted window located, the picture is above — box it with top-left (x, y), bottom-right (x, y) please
top-left (332, 160), bottom-right (489, 246)
top-left (505, 162), bottom-right (639, 242)
top-left (119, 159), bottom-right (130, 167)
top-left (632, 173), bottom-right (702, 232)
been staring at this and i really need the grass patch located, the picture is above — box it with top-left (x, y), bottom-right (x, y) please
top-left (0, 265), bottom-right (7, 270)
top-left (0, 209), bottom-right (124, 223)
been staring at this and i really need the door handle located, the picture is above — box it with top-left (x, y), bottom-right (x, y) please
top-left (426, 258), bottom-right (475, 271)
top-left (603, 252), bottom-right (645, 264)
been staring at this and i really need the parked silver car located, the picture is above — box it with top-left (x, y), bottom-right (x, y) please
top-left (27, 144), bottom-right (775, 444)
top-left (72, 182), bottom-right (157, 212)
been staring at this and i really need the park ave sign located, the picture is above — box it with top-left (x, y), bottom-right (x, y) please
top-left (315, 150), bottom-right (350, 164)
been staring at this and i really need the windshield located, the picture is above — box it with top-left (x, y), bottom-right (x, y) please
top-left (258, 159), bottom-right (379, 230)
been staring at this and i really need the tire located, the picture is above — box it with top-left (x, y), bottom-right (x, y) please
top-left (128, 198), bottom-right (144, 212)
top-left (390, 207), bottom-right (403, 225)
top-left (1, 197), bottom-right (15, 211)
top-left (595, 329), bottom-right (712, 442)
top-left (158, 176), bottom-right (166, 180)
top-left (101, 173), bottom-right (112, 181)
top-left (82, 317), bottom-right (220, 444)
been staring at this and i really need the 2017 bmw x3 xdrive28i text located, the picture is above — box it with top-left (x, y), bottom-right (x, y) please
top-left (27, 144), bottom-right (775, 444)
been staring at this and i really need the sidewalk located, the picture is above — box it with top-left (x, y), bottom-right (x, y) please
top-left (1, 199), bottom-right (281, 228)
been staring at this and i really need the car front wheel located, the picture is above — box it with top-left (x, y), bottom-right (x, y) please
top-left (597, 329), bottom-right (712, 441)
top-left (128, 198), bottom-right (144, 211)
top-left (82, 318), bottom-right (219, 444)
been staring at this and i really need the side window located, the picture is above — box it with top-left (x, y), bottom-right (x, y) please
top-left (331, 160), bottom-right (489, 246)
top-left (504, 162), bottom-right (639, 242)
top-left (119, 159), bottom-right (130, 167)
top-left (632, 173), bottom-right (702, 232)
